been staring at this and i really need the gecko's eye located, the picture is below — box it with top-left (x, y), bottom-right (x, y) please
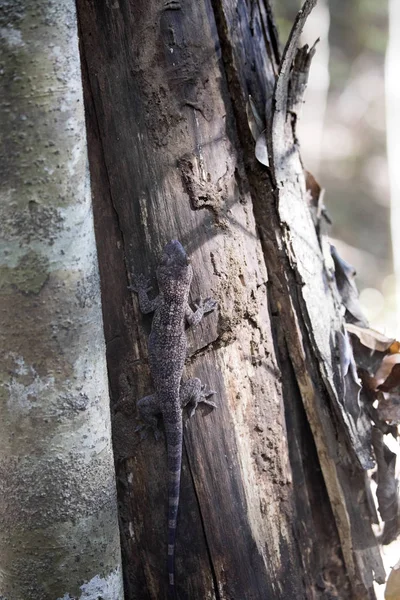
top-left (160, 240), bottom-right (189, 268)
top-left (160, 252), bottom-right (173, 266)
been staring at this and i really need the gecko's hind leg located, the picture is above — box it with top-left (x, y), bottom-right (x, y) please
top-left (180, 378), bottom-right (216, 419)
top-left (136, 394), bottom-right (162, 440)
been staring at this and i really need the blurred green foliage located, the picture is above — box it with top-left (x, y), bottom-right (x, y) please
top-left (274, 0), bottom-right (388, 69)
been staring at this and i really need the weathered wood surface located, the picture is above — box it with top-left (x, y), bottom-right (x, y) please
top-left (213, 0), bottom-right (384, 597)
top-left (77, 0), bottom-right (383, 598)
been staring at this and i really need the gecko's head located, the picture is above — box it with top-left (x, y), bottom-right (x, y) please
top-left (157, 240), bottom-right (192, 292)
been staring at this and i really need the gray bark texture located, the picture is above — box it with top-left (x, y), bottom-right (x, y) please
top-left (0, 1), bottom-right (123, 599)
top-left (77, 0), bottom-right (385, 599)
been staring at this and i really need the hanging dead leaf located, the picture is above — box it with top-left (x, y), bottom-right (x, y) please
top-left (346, 324), bottom-right (396, 353)
top-left (379, 364), bottom-right (400, 393)
top-left (348, 334), bottom-right (387, 377)
top-left (305, 170), bottom-right (321, 209)
top-left (373, 355), bottom-right (400, 389)
top-left (390, 340), bottom-right (400, 354)
top-left (359, 369), bottom-right (379, 397)
top-left (386, 559), bottom-right (400, 600)
top-left (305, 170), bottom-right (328, 228)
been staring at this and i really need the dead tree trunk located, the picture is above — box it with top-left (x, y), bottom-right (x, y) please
top-left (77, 0), bottom-right (384, 598)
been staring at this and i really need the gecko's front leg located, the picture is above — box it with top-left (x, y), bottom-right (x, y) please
top-left (185, 297), bottom-right (217, 327)
top-left (180, 378), bottom-right (216, 418)
top-left (129, 273), bottom-right (159, 314)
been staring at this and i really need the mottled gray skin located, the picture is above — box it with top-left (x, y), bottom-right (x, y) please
top-left (131, 240), bottom-right (216, 598)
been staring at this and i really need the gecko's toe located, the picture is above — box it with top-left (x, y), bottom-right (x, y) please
top-left (203, 399), bottom-right (217, 408)
top-left (200, 384), bottom-right (216, 398)
top-left (188, 403), bottom-right (199, 418)
top-left (203, 298), bottom-right (218, 313)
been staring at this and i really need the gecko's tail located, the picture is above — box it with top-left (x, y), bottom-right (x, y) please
top-left (165, 412), bottom-right (183, 600)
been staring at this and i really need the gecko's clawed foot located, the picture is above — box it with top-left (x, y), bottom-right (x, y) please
top-left (135, 421), bottom-right (161, 441)
top-left (187, 385), bottom-right (217, 418)
top-left (134, 423), bottom-right (149, 441)
top-left (202, 297), bottom-right (218, 314)
top-left (200, 384), bottom-right (217, 408)
top-left (194, 297), bottom-right (217, 314)
top-left (201, 383), bottom-right (215, 396)
top-left (200, 398), bottom-right (217, 409)
top-left (128, 273), bottom-right (152, 293)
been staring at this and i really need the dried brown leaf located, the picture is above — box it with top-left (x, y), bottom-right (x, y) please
top-left (305, 170), bottom-right (321, 209)
top-left (386, 560), bottom-right (400, 600)
top-left (350, 336), bottom-right (387, 378)
top-left (380, 364), bottom-right (400, 393)
top-left (346, 324), bottom-right (395, 353)
top-left (373, 355), bottom-right (400, 389)
top-left (390, 341), bottom-right (400, 354)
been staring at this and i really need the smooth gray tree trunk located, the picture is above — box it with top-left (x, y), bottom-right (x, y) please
top-left (0, 1), bottom-right (123, 599)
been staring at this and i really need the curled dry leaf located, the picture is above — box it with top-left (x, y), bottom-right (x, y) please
top-left (305, 170), bottom-right (321, 210)
top-left (344, 288), bottom-right (400, 549)
top-left (346, 323), bottom-right (396, 354)
top-left (390, 340), bottom-right (400, 354)
top-left (349, 334), bottom-right (387, 377)
top-left (346, 324), bottom-right (400, 380)
top-left (372, 354), bottom-right (400, 389)
top-left (379, 364), bottom-right (400, 393)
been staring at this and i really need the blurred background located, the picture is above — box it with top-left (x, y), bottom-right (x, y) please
top-left (274, 0), bottom-right (398, 337)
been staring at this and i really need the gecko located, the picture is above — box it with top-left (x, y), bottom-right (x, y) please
top-left (130, 240), bottom-right (217, 598)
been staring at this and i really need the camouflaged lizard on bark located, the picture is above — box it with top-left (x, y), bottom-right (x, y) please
top-left (130, 240), bottom-right (217, 598)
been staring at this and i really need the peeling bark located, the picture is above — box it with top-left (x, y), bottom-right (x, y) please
top-left (216, 0), bottom-right (384, 596)
top-left (0, 2), bottom-right (123, 599)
